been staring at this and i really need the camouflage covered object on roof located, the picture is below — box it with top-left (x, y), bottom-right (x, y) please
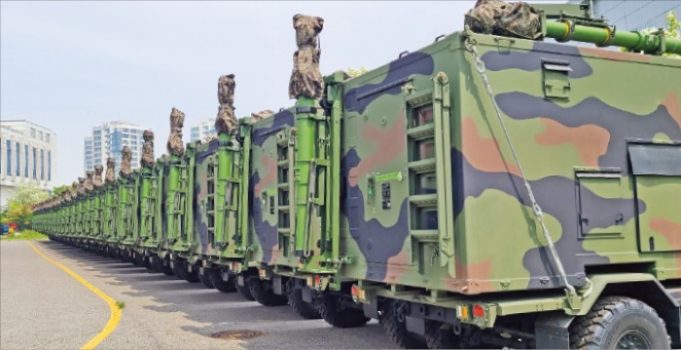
top-left (94, 165), bottom-right (104, 188)
top-left (251, 109), bottom-right (274, 123)
top-left (119, 146), bottom-right (133, 179)
top-left (289, 14), bottom-right (324, 100)
top-left (84, 171), bottom-right (94, 192)
top-left (167, 108), bottom-right (185, 157)
top-left (77, 177), bottom-right (86, 196)
top-left (465, 0), bottom-right (540, 40)
top-left (215, 74), bottom-right (238, 136)
top-left (141, 130), bottom-right (155, 169)
top-left (105, 157), bottom-right (116, 184)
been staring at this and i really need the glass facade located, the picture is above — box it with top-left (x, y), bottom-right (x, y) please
top-left (16, 142), bottom-right (20, 176)
top-left (24, 145), bottom-right (28, 177)
top-left (33, 147), bottom-right (37, 179)
top-left (6, 140), bottom-right (11, 175)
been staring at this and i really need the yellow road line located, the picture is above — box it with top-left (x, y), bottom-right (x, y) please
top-left (27, 242), bottom-right (121, 350)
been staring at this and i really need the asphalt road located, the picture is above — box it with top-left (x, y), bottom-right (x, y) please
top-left (1, 240), bottom-right (395, 349)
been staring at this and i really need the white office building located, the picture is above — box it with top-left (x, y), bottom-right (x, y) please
top-left (190, 119), bottom-right (217, 142)
top-left (84, 121), bottom-right (149, 175)
top-left (0, 120), bottom-right (57, 210)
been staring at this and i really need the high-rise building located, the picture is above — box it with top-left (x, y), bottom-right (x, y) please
top-left (84, 121), bottom-right (149, 175)
top-left (0, 120), bottom-right (57, 210)
top-left (568, 0), bottom-right (680, 32)
top-left (190, 119), bottom-right (217, 142)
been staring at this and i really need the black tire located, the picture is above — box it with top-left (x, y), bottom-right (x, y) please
top-left (183, 263), bottom-right (200, 283)
top-left (286, 279), bottom-right (321, 319)
top-left (212, 271), bottom-right (237, 293)
top-left (160, 259), bottom-right (174, 276)
top-left (172, 260), bottom-right (185, 279)
top-left (199, 268), bottom-right (215, 289)
top-left (248, 278), bottom-right (287, 306)
top-left (381, 300), bottom-right (427, 349)
top-left (234, 277), bottom-right (255, 301)
top-left (569, 296), bottom-right (670, 349)
top-left (316, 292), bottom-right (369, 328)
top-left (425, 321), bottom-right (461, 349)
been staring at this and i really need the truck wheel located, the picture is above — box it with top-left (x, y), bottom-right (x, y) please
top-left (381, 300), bottom-right (427, 349)
top-left (183, 263), bottom-right (200, 283)
top-left (425, 321), bottom-right (461, 349)
top-left (569, 296), bottom-right (670, 349)
top-left (199, 268), bottom-right (215, 289)
top-left (317, 293), bottom-right (369, 328)
top-left (233, 277), bottom-right (255, 301)
top-left (248, 279), bottom-right (287, 306)
top-left (212, 272), bottom-right (236, 293)
top-left (286, 279), bottom-right (320, 319)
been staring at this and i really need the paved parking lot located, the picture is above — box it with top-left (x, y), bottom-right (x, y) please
top-left (1, 240), bottom-right (395, 349)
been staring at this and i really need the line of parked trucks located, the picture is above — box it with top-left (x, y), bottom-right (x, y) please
top-left (33, 1), bottom-right (681, 348)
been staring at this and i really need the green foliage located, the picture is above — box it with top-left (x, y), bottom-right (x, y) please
top-left (345, 67), bottom-right (369, 79)
top-left (1, 184), bottom-right (50, 230)
top-left (1, 230), bottom-right (48, 241)
top-left (623, 11), bottom-right (680, 59)
top-left (116, 301), bottom-right (126, 309)
top-left (51, 185), bottom-right (70, 196)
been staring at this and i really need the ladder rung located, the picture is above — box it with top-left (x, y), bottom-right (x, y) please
top-left (278, 160), bottom-right (289, 167)
top-left (409, 194), bottom-right (438, 207)
top-left (410, 230), bottom-right (439, 241)
top-left (407, 123), bottom-right (435, 140)
top-left (278, 228), bottom-right (291, 235)
top-left (278, 183), bottom-right (289, 189)
top-left (408, 158), bottom-right (436, 173)
top-left (278, 206), bottom-right (290, 212)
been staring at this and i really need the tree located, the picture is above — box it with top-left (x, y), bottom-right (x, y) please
top-left (51, 185), bottom-right (69, 196)
top-left (624, 11), bottom-right (680, 59)
top-left (1, 183), bottom-right (49, 230)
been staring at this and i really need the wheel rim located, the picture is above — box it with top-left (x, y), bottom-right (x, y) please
top-left (615, 331), bottom-right (652, 349)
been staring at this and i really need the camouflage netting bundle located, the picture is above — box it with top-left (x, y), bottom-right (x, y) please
top-left (215, 74), bottom-right (238, 136)
top-left (77, 177), bottom-right (86, 196)
top-left (167, 108), bottom-right (185, 157)
top-left (84, 171), bottom-right (94, 192)
top-left (289, 14), bottom-right (324, 100)
top-left (464, 0), bottom-right (541, 40)
top-left (119, 146), bottom-right (133, 179)
top-left (141, 130), bottom-right (155, 169)
top-left (64, 187), bottom-right (72, 202)
top-left (94, 165), bottom-right (104, 188)
top-left (105, 157), bottom-right (116, 184)
top-left (251, 110), bottom-right (274, 123)
top-left (71, 182), bottom-right (79, 198)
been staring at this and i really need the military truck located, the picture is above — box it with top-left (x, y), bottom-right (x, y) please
top-left (34, 1), bottom-right (681, 348)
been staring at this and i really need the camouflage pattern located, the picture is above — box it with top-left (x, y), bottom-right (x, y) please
top-left (105, 157), bottom-right (116, 184)
top-left (94, 165), bottom-right (104, 188)
top-left (141, 130), bottom-right (155, 169)
top-left (77, 177), bottom-right (86, 196)
top-left (119, 146), bottom-right (133, 179)
top-left (465, 0), bottom-right (541, 40)
top-left (167, 108), bottom-right (185, 157)
top-left (251, 110), bottom-right (274, 123)
top-left (84, 171), bottom-right (94, 192)
top-left (289, 14), bottom-right (324, 100)
top-left (215, 74), bottom-right (238, 136)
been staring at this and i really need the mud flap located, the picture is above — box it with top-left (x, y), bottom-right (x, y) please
top-left (535, 311), bottom-right (574, 349)
top-left (363, 297), bottom-right (379, 319)
top-left (237, 275), bottom-right (245, 287)
top-left (273, 276), bottom-right (283, 295)
top-left (405, 316), bottom-right (425, 336)
top-left (301, 286), bottom-right (313, 303)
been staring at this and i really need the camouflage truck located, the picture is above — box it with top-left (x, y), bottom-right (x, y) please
top-left (33, 1), bottom-right (681, 348)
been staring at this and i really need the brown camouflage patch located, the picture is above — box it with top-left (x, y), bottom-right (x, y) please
top-left (348, 110), bottom-right (407, 186)
top-left (461, 118), bottom-right (521, 176)
top-left (84, 171), bottom-right (94, 192)
top-left (215, 74), bottom-right (238, 136)
top-left (535, 118), bottom-right (610, 167)
top-left (579, 47), bottom-right (653, 62)
top-left (251, 110), bottom-right (275, 122)
top-left (464, 0), bottom-right (540, 40)
top-left (254, 156), bottom-right (277, 198)
top-left (650, 218), bottom-right (681, 250)
top-left (662, 92), bottom-right (681, 128)
top-left (105, 157), bottom-right (116, 184)
top-left (94, 165), bottom-right (104, 188)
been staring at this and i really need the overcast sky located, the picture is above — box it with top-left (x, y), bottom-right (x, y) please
top-left (1, 1), bottom-right (563, 187)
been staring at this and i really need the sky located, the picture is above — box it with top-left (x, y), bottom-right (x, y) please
top-left (1, 0), bottom-right (567, 187)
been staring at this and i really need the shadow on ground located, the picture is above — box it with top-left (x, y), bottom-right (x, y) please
top-left (36, 240), bottom-right (394, 350)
